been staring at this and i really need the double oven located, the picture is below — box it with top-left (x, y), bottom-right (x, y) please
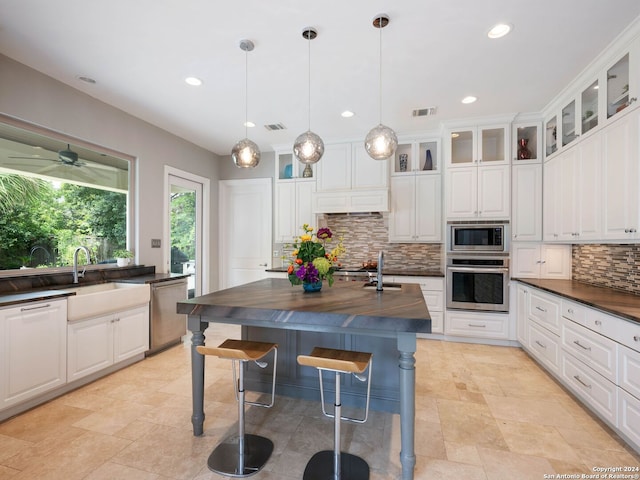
top-left (446, 222), bottom-right (509, 312)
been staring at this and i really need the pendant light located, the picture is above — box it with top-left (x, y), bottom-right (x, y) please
top-left (364, 14), bottom-right (398, 160)
top-left (232, 39), bottom-right (261, 168)
top-left (293, 27), bottom-right (324, 166)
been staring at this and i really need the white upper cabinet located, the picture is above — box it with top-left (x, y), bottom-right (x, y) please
top-left (313, 142), bottom-right (389, 213)
top-left (392, 139), bottom-right (439, 175)
top-left (601, 108), bottom-right (640, 240)
top-left (389, 174), bottom-right (441, 242)
top-left (447, 124), bottom-right (509, 167)
top-left (511, 163), bottom-right (542, 242)
top-left (446, 164), bottom-right (510, 220)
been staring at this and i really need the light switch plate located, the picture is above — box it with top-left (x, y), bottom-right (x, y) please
top-left (151, 239), bottom-right (161, 248)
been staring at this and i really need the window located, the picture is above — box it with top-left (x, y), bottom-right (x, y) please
top-left (0, 120), bottom-right (133, 273)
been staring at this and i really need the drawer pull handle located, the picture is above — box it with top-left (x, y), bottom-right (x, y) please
top-left (573, 375), bottom-right (592, 389)
top-left (20, 303), bottom-right (52, 311)
top-left (594, 320), bottom-right (602, 326)
top-left (535, 306), bottom-right (547, 313)
top-left (468, 323), bottom-right (486, 328)
top-left (535, 340), bottom-right (547, 349)
top-left (573, 340), bottom-right (591, 351)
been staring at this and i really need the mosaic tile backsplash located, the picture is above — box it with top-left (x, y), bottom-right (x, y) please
top-left (572, 244), bottom-right (640, 295)
top-left (280, 213), bottom-right (442, 271)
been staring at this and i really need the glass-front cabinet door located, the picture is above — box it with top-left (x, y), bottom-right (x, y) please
top-left (607, 53), bottom-right (630, 119)
top-left (393, 139), bottom-right (439, 174)
top-left (545, 116), bottom-right (558, 156)
top-left (513, 123), bottom-right (541, 162)
top-left (450, 129), bottom-right (474, 165)
top-left (276, 151), bottom-right (315, 180)
top-left (479, 127), bottom-right (507, 163)
top-left (581, 80), bottom-right (599, 135)
top-left (562, 100), bottom-right (577, 147)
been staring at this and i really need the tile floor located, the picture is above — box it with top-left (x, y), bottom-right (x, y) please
top-left (0, 324), bottom-right (638, 480)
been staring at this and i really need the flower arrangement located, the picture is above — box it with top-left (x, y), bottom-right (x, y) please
top-left (287, 224), bottom-right (345, 287)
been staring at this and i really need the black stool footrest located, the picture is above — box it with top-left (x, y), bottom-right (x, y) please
top-left (303, 450), bottom-right (369, 480)
top-left (207, 434), bottom-right (274, 477)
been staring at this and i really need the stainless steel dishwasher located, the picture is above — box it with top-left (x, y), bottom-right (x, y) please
top-left (148, 278), bottom-right (188, 354)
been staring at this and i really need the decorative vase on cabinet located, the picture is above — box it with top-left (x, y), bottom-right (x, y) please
top-left (517, 138), bottom-right (532, 160)
top-left (302, 281), bottom-right (322, 292)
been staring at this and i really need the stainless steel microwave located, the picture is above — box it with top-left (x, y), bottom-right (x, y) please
top-left (448, 223), bottom-right (508, 253)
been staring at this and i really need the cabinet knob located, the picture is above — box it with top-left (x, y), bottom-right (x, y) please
top-left (630, 97), bottom-right (638, 105)
top-left (567, 308), bottom-right (574, 314)
top-left (634, 335), bottom-right (639, 342)
top-left (595, 320), bottom-right (602, 326)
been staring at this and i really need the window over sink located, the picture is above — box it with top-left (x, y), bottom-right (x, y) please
top-left (0, 117), bottom-right (134, 272)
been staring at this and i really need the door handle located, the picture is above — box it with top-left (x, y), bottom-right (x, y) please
top-left (258, 263), bottom-right (268, 267)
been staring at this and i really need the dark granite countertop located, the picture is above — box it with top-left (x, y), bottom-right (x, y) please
top-left (266, 267), bottom-right (444, 278)
top-left (0, 290), bottom-right (74, 308)
top-left (514, 278), bottom-right (640, 325)
top-left (178, 278), bottom-right (431, 335)
top-left (117, 273), bottom-right (190, 284)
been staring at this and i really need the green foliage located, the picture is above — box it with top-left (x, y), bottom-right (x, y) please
top-left (0, 174), bottom-right (126, 270)
top-left (170, 191), bottom-right (195, 260)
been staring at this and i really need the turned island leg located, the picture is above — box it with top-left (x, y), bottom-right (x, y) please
top-left (397, 333), bottom-right (417, 480)
top-left (188, 315), bottom-right (207, 436)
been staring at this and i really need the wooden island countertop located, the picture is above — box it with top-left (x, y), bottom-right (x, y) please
top-left (178, 278), bottom-right (431, 480)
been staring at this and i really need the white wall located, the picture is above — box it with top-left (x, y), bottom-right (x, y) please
top-left (0, 54), bottom-right (222, 291)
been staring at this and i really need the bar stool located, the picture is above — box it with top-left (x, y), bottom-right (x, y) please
top-left (196, 339), bottom-right (278, 477)
top-left (297, 347), bottom-right (373, 480)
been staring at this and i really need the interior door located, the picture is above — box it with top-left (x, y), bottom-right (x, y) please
top-left (219, 178), bottom-right (272, 289)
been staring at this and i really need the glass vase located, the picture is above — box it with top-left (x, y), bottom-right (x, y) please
top-left (302, 280), bottom-right (322, 292)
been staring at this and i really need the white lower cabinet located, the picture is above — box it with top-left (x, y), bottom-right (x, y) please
top-left (68, 304), bottom-right (149, 382)
top-left (527, 320), bottom-right (561, 374)
top-left (0, 299), bottom-right (67, 410)
top-left (445, 311), bottom-right (510, 339)
top-left (561, 352), bottom-right (617, 425)
top-left (392, 276), bottom-right (444, 334)
top-left (516, 281), bottom-right (640, 453)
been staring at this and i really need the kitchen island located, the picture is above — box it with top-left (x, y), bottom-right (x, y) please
top-left (177, 277), bottom-right (431, 480)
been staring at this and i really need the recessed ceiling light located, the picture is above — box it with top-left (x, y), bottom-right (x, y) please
top-left (185, 76), bottom-right (203, 86)
top-left (487, 23), bottom-right (512, 39)
top-left (341, 110), bottom-right (355, 118)
top-left (594, 85), bottom-right (600, 90)
top-left (244, 121), bottom-right (256, 128)
top-left (462, 96), bottom-right (477, 104)
top-left (76, 75), bottom-right (96, 84)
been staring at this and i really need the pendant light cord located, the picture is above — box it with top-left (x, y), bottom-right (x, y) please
top-left (378, 15), bottom-right (383, 125)
top-left (307, 29), bottom-right (311, 131)
top-left (244, 48), bottom-right (249, 139)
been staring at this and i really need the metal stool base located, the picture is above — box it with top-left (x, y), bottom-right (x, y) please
top-left (206, 434), bottom-right (274, 478)
top-left (302, 450), bottom-right (369, 480)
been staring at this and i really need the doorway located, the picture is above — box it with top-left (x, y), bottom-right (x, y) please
top-left (165, 167), bottom-right (209, 297)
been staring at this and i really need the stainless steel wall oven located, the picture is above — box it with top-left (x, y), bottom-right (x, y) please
top-left (446, 256), bottom-right (509, 312)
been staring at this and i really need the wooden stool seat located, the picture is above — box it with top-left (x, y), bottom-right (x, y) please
top-left (197, 339), bottom-right (277, 361)
top-left (297, 347), bottom-right (372, 374)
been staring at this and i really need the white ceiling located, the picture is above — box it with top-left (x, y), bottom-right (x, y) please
top-left (1, 0), bottom-right (640, 156)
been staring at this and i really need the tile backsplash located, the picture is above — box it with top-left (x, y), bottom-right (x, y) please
top-left (572, 244), bottom-right (640, 294)
top-left (279, 213), bottom-right (442, 271)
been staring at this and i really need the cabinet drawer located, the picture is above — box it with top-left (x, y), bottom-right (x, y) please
top-left (527, 321), bottom-right (560, 373)
top-left (611, 317), bottom-right (640, 352)
top-left (618, 389), bottom-right (640, 449)
top-left (584, 308), bottom-right (621, 339)
top-left (561, 318), bottom-right (618, 383)
top-left (561, 353), bottom-right (617, 426)
top-left (561, 299), bottom-right (587, 325)
top-left (528, 290), bottom-right (561, 335)
top-left (619, 344), bottom-right (640, 400)
top-left (392, 276), bottom-right (444, 291)
top-left (445, 312), bottom-right (509, 339)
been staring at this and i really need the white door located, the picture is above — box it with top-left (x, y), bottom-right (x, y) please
top-left (219, 178), bottom-right (272, 289)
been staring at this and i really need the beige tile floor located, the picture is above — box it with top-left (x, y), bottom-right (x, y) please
top-left (0, 324), bottom-right (638, 480)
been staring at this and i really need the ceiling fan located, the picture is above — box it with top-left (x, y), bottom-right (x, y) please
top-left (8, 144), bottom-right (86, 167)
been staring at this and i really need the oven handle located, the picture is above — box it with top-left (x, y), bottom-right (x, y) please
top-left (447, 266), bottom-right (509, 274)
